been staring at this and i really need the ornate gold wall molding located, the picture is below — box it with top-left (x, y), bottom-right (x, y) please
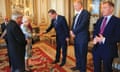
top-left (5, 0), bottom-right (11, 18)
top-left (64, 0), bottom-right (74, 27)
top-left (5, 0), bottom-right (38, 24)
top-left (64, 0), bottom-right (70, 24)
top-left (33, 0), bottom-right (38, 24)
top-left (39, 0), bottom-right (49, 24)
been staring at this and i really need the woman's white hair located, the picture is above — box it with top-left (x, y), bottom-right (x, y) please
top-left (11, 11), bottom-right (23, 21)
top-left (22, 16), bottom-right (31, 23)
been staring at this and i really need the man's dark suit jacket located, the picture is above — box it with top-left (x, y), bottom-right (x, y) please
top-left (93, 16), bottom-right (120, 58)
top-left (46, 15), bottom-right (69, 42)
top-left (1, 22), bottom-right (7, 39)
top-left (72, 9), bottom-right (90, 42)
top-left (6, 20), bottom-right (26, 70)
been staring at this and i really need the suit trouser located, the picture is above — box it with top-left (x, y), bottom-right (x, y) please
top-left (74, 38), bottom-right (88, 72)
top-left (5, 39), bottom-right (11, 67)
top-left (55, 39), bottom-right (67, 63)
top-left (8, 47), bottom-right (25, 72)
top-left (92, 46), bottom-right (113, 72)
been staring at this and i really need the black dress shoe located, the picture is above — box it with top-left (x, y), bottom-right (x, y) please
top-left (59, 63), bottom-right (65, 67)
top-left (51, 60), bottom-right (59, 64)
top-left (70, 67), bottom-right (79, 71)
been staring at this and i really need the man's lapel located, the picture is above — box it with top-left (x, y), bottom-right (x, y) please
top-left (54, 15), bottom-right (59, 27)
top-left (97, 17), bottom-right (104, 33)
top-left (75, 10), bottom-right (84, 26)
top-left (103, 16), bottom-right (114, 35)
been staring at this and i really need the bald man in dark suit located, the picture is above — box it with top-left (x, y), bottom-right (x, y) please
top-left (70, 0), bottom-right (90, 72)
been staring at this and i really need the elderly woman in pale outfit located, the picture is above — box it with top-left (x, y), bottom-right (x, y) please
top-left (20, 16), bottom-right (32, 71)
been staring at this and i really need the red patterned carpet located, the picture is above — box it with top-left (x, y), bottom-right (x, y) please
top-left (28, 47), bottom-right (66, 72)
top-left (0, 48), bottom-right (67, 72)
top-left (44, 42), bottom-right (94, 72)
top-left (0, 42), bottom-right (94, 72)
top-left (0, 48), bottom-right (10, 72)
